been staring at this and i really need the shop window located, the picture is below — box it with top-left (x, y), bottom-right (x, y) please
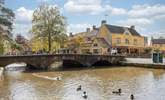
top-left (93, 49), bottom-right (99, 54)
top-left (107, 48), bottom-right (111, 52)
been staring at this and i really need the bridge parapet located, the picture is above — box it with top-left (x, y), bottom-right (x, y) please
top-left (0, 54), bottom-right (125, 69)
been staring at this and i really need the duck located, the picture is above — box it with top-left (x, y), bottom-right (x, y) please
top-left (77, 85), bottom-right (82, 91)
top-left (112, 88), bottom-right (121, 95)
top-left (56, 76), bottom-right (61, 81)
top-left (82, 91), bottom-right (88, 99)
top-left (130, 94), bottom-right (134, 100)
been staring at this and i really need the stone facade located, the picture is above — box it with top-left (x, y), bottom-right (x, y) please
top-left (66, 20), bottom-right (148, 56)
top-left (0, 54), bottom-right (125, 69)
top-left (151, 38), bottom-right (165, 52)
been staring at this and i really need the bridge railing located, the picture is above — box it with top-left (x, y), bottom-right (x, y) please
top-left (0, 53), bottom-right (125, 58)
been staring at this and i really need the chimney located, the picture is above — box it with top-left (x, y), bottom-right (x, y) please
top-left (69, 32), bottom-right (73, 37)
top-left (86, 28), bottom-right (90, 33)
top-left (101, 20), bottom-right (107, 25)
top-left (130, 25), bottom-right (135, 30)
top-left (93, 25), bottom-right (96, 30)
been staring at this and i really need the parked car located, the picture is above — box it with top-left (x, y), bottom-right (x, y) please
top-left (111, 48), bottom-right (118, 55)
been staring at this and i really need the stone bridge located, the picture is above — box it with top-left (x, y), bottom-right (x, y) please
top-left (0, 54), bottom-right (125, 69)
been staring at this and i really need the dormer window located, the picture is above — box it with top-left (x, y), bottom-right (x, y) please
top-left (93, 43), bottom-right (98, 47)
top-left (125, 32), bottom-right (129, 35)
top-left (87, 37), bottom-right (91, 41)
top-left (124, 28), bottom-right (130, 35)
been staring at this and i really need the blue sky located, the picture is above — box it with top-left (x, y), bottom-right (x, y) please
top-left (5, 0), bottom-right (165, 39)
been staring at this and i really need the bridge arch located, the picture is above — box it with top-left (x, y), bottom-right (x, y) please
top-left (4, 62), bottom-right (39, 70)
top-left (0, 54), bottom-right (125, 70)
top-left (6, 62), bottom-right (26, 67)
top-left (91, 60), bottom-right (112, 66)
top-left (63, 60), bottom-right (85, 67)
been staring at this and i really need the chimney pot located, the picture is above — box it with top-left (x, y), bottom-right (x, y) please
top-left (86, 28), bottom-right (90, 33)
top-left (93, 25), bottom-right (96, 30)
top-left (69, 32), bottom-right (73, 37)
top-left (101, 20), bottom-right (107, 25)
top-left (130, 25), bottom-right (135, 30)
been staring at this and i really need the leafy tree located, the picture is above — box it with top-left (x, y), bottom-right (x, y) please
top-left (0, 0), bottom-right (15, 35)
top-left (11, 43), bottom-right (22, 51)
top-left (0, 0), bottom-right (15, 54)
top-left (31, 4), bottom-right (67, 52)
top-left (65, 36), bottom-right (84, 53)
top-left (0, 41), bottom-right (4, 54)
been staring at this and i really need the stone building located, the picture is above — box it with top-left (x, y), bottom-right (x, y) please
top-left (15, 34), bottom-right (31, 53)
top-left (98, 20), bottom-right (148, 56)
top-left (151, 37), bottom-right (165, 52)
top-left (65, 20), bottom-right (148, 56)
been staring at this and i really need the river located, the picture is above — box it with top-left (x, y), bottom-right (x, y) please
top-left (0, 66), bottom-right (165, 100)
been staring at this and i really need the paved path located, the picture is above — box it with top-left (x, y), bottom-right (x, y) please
top-left (125, 58), bottom-right (165, 65)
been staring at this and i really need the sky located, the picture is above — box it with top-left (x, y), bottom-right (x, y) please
top-left (4, 0), bottom-right (165, 39)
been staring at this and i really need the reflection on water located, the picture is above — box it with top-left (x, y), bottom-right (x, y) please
top-left (0, 67), bottom-right (165, 100)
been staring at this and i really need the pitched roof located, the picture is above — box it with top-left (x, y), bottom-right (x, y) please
top-left (152, 38), bottom-right (165, 44)
top-left (95, 37), bottom-right (110, 48)
top-left (86, 29), bottom-right (99, 37)
top-left (71, 28), bottom-right (99, 39)
top-left (128, 28), bottom-right (141, 36)
top-left (105, 24), bottom-right (141, 36)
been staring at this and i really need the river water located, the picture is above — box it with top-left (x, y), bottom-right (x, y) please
top-left (0, 66), bottom-right (165, 100)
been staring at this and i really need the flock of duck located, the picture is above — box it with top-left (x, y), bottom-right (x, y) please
top-left (76, 85), bottom-right (135, 100)
top-left (76, 85), bottom-right (88, 99)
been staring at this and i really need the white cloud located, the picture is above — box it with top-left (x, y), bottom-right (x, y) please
top-left (13, 7), bottom-right (33, 38)
top-left (113, 4), bottom-right (165, 35)
top-left (128, 4), bottom-right (165, 19)
top-left (105, 5), bottom-right (126, 15)
top-left (118, 18), bottom-right (153, 27)
top-left (148, 30), bottom-right (165, 38)
top-left (15, 7), bottom-right (33, 24)
top-left (117, 18), bottom-right (153, 33)
top-left (13, 23), bottom-right (32, 39)
top-left (105, 4), bottom-right (165, 18)
top-left (37, 0), bottom-right (51, 2)
top-left (64, 0), bottom-right (104, 15)
top-left (67, 23), bottom-right (92, 34)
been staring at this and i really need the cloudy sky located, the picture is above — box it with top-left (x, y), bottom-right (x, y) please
top-left (5, 0), bottom-right (165, 39)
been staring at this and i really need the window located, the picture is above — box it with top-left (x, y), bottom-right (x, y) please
top-left (93, 49), bottom-right (99, 54)
top-left (134, 39), bottom-right (137, 45)
top-left (125, 32), bottom-right (130, 35)
top-left (116, 38), bottom-right (121, 44)
top-left (125, 39), bottom-right (129, 45)
top-left (93, 43), bottom-right (98, 47)
top-left (107, 48), bottom-right (111, 52)
top-left (82, 49), bottom-right (90, 54)
top-left (87, 37), bottom-right (91, 41)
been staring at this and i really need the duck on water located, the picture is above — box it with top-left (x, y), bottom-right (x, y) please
top-left (112, 88), bottom-right (122, 95)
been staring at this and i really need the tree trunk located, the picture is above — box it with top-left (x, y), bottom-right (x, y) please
top-left (48, 32), bottom-right (51, 53)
